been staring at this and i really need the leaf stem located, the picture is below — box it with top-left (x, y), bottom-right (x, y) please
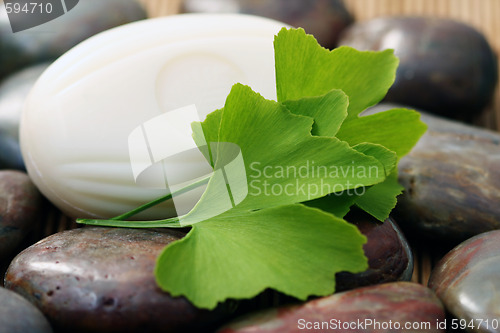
top-left (76, 176), bottom-right (211, 228)
top-left (77, 216), bottom-right (183, 228)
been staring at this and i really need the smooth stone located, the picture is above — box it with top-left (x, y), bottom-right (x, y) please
top-left (429, 230), bottom-right (500, 333)
top-left (217, 282), bottom-right (446, 333)
top-left (0, 63), bottom-right (50, 138)
top-left (339, 17), bottom-right (498, 122)
top-left (182, 0), bottom-right (353, 48)
top-left (0, 64), bottom-right (50, 170)
top-left (0, 0), bottom-right (146, 80)
top-left (0, 131), bottom-right (24, 170)
top-left (0, 170), bottom-right (43, 262)
top-left (367, 103), bottom-right (500, 244)
top-left (4, 227), bottom-right (232, 333)
top-left (0, 287), bottom-right (53, 333)
top-left (336, 210), bottom-right (413, 291)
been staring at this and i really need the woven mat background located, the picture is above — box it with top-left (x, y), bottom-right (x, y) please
top-left (6, 0), bottom-right (496, 288)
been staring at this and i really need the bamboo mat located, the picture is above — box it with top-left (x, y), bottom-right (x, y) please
top-left (6, 0), bottom-right (497, 288)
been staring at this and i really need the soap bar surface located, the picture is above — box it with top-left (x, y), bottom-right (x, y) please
top-left (21, 14), bottom-right (287, 219)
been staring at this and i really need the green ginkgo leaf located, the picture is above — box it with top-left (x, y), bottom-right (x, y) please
top-left (180, 84), bottom-right (392, 226)
top-left (153, 84), bottom-right (393, 308)
top-left (78, 27), bottom-right (427, 310)
top-left (282, 89), bottom-right (348, 137)
top-left (275, 28), bottom-right (399, 119)
top-left (156, 204), bottom-right (367, 309)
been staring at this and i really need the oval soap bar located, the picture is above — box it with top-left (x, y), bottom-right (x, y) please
top-left (20, 14), bottom-right (287, 219)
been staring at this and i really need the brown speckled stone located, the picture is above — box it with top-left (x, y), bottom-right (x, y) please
top-left (397, 112), bottom-right (500, 242)
top-left (217, 282), bottom-right (446, 333)
top-left (337, 211), bottom-right (413, 291)
top-left (429, 230), bottom-right (500, 333)
top-left (0, 287), bottom-right (53, 333)
top-left (4, 227), bottom-right (232, 333)
top-left (0, 170), bottom-right (43, 261)
top-left (366, 104), bottom-right (500, 244)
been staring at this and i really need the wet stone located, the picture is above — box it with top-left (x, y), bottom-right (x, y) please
top-left (0, 287), bottom-right (53, 333)
top-left (0, 64), bottom-right (50, 170)
top-left (339, 17), bottom-right (498, 122)
top-left (0, 131), bottom-right (24, 170)
top-left (367, 103), bottom-right (500, 244)
top-left (4, 226), bottom-right (232, 333)
top-left (397, 111), bottom-right (500, 242)
top-left (0, 0), bottom-right (146, 80)
top-left (0, 170), bottom-right (43, 262)
top-left (182, 0), bottom-right (353, 48)
top-left (217, 282), bottom-right (446, 333)
top-left (336, 210), bottom-right (413, 291)
top-left (429, 230), bottom-right (500, 333)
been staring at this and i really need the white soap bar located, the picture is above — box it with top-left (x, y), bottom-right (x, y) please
top-left (21, 14), bottom-right (287, 219)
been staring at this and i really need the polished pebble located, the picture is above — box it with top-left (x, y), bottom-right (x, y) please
top-left (366, 103), bottom-right (500, 244)
top-left (0, 63), bottom-right (50, 170)
top-left (4, 226), bottom-right (233, 333)
top-left (218, 282), bottom-right (446, 333)
top-left (0, 0), bottom-right (146, 79)
top-left (339, 17), bottom-right (498, 122)
top-left (429, 230), bottom-right (500, 333)
top-left (336, 210), bottom-right (413, 291)
top-left (0, 131), bottom-right (24, 170)
top-left (0, 170), bottom-right (43, 262)
top-left (0, 287), bottom-right (53, 333)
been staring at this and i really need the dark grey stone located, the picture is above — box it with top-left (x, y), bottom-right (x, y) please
top-left (0, 170), bottom-right (43, 262)
top-left (0, 0), bottom-right (146, 80)
top-left (0, 286), bottom-right (53, 333)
